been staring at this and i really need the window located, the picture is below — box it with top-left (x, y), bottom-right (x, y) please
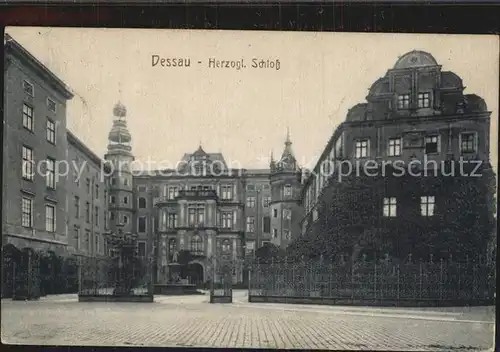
top-left (123, 215), bottom-right (129, 224)
top-left (110, 212), bottom-right (115, 221)
top-left (263, 184), bottom-right (270, 190)
top-left (417, 92), bottom-right (431, 108)
top-left (425, 135), bottom-right (440, 154)
top-left (95, 184), bottom-right (99, 198)
top-left (74, 196), bottom-right (80, 218)
top-left (168, 187), bottom-right (179, 200)
top-left (85, 230), bottom-right (91, 251)
top-left (46, 119), bottom-right (56, 144)
top-left (110, 195), bottom-right (116, 204)
top-left (397, 94), bottom-right (410, 109)
top-left (460, 132), bottom-right (477, 153)
top-left (123, 178), bottom-right (129, 186)
top-left (221, 212), bottom-right (233, 229)
top-left (167, 213), bottom-right (178, 228)
top-left (190, 235), bottom-right (203, 253)
top-left (272, 228), bottom-right (278, 238)
top-left (74, 228), bottom-right (80, 251)
top-left (95, 206), bottom-right (99, 226)
top-left (111, 178), bottom-right (116, 186)
top-left (246, 196), bottom-right (256, 208)
top-left (246, 184), bottom-right (255, 191)
top-left (284, 185), bottom-right (292, 197)
top-left (263, 216), bottom-right (271, 233)
top-left (47, 98), bottom-right (56, 112)
top-left (95, 234), bottom-right (100, 254)
top-left (86, 178), bottom-right (90, 194)
top-left (245, 241), bottom-right (255, 254)
top-left (21, 197), bottom-right (33, 228)
top-left (138, 217), bottom-right (146, 232)
top-left (383, 197), bottom-right (397, 217)
top-left (283, 209), bottom-right (292, 220)
top-left (124, 196), bottom-right (128, 205)
top-left (22, 104), bottom-right (34, 131)
top-left (85, 202), bottom-right (90, 223)
top-left (221, 185), bottom-right (233, 200)
top-left (388, 138), bottom-right (402, 157)
top-left (46, 158), bottom-right (56, 189)
top-left (188, 203), bottom-right (204, 226)
top-left (284, 230), bottom-right (291, 240)
top-left (263, 196), bottom-right (271, 207)
top-left (45, 205), bottom-right (56, 232)
top-left (421, 196), bottom-right (435, 217)
top-left (137, 242), bottom-right (146, 257)
top-left (138, 197), bottom-right (146, 208)
top-left (273, 208), bottom-right (278, 218)
top-left (23, 80), bottom-right (34, 96)
top-left (22, 146), bottom-right (34, 181)
top-left (355, 140), bottom-right (369, 159)
top-left (246, 216), bottom-right (255, 232)
top-left (222, 239), bottom-right (231, 254)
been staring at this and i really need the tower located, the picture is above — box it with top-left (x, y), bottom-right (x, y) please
top-left (269, 129), bottom-right (303, 247)
top-left (104, 102), bottom-right (135, 234)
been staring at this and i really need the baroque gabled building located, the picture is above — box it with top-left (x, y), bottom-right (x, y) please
top-left (299, 50), bottom-right (495, 260)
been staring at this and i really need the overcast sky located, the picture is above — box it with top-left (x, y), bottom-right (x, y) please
top-left (6, 27), bottom-right (499, 171)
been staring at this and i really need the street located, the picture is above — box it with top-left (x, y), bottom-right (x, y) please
top-left (1, 290), bottom-right (495, 351)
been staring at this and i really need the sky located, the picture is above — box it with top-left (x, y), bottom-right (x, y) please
top-left (6, 27), bottom-right (499, 171)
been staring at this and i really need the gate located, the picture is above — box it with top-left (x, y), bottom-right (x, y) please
top-left (209, 257), bottom-right (234, 303)
top-left (12, 248), bottom-right (41, 300)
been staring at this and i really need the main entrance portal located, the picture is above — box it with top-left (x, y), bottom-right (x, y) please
top-left (187, 262), bottom-right (204, 286)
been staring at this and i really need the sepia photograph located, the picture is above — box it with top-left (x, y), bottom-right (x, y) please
top-left (1, 27), bottom-right (498, 351)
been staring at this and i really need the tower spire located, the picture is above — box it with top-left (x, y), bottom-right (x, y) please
top-left (285, 126), bottom-right (291, 146)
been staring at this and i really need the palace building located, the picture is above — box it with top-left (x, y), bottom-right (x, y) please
top-left (299, 50), bottom-right (495, 260)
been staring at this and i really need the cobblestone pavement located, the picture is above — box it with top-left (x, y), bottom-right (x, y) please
top-left (1, 291), bottom-right (495, 351)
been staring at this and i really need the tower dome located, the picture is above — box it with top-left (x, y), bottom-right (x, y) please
top-left (108, 102), bottom-right (132, 145)
top-left (113, 101), bottom-right (127, 118)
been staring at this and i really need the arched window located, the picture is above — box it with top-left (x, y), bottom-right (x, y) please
top-left (138, 197), bottom-right (146, 208)
top-left (222, 239), bottom-right (231, 254)
top-left (190, 235), bottom-right (204, 253)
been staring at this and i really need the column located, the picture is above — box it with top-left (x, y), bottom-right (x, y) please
top-left (232, 238), bottom-right (237, 260)
top-left (207, 230), bottom-right (213, 256)
top-left (207, 201), bottom-right (213, 227)
top-left (179, 200), bottom-right (186, 227)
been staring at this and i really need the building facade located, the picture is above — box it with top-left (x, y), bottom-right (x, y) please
top-left (299, 50), bottom-right (494, 259)
top-left (67, 131), bottom-right (110, 259)
top-left (3, 34), bottom-right (74, 257)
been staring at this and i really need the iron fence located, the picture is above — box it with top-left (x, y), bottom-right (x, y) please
top-left (78, 256), bottom-right (153, 297)
top-left (249, 257), bottom-right (496, 303)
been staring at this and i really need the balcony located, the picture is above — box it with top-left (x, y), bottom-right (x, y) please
top-left (178, 189), bottom-right (218, 200)
top-left (155, 190), bottom-right (218, 207)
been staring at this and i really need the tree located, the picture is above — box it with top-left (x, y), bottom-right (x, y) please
top-left (287, 161), bottom-right (496, 262)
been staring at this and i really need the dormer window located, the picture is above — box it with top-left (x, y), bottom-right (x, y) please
top-left (460, 132), bottom-right (477, 154)
top-left (397, 94), bottom-right (410, 109)
top-left (417, 92), bottom-right (431, 108)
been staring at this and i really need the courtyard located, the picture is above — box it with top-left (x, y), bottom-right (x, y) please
top-left (1, 290), bottom-right (495, 351)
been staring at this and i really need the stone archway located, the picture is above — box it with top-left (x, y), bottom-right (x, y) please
top-left (187, 261), bottom-right (204, 286)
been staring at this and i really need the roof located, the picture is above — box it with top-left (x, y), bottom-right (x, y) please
top-left (67, 130), bottom-right (110, 172)
top-left (4, 34), bottom-right (74, 100)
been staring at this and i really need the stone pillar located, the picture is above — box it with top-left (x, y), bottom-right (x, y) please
top-left (207, 201), bottom-right (213, 227)
top-left (232, 238), bottom-right (237, 260)
top-left (207, 230), bottom-right (213, 256)
top-left (179, 230), bottom-right (185, 250)
top-left (179, 200), bottom-right (186, 227)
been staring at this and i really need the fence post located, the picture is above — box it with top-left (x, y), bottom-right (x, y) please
top-left (351, 262), bottom-right (355, 300)
top-left (419, 259), bottom-right (423, 299)
top-left (439, 258), bottom-right (443, 301)
top-left (396, 264), bottom-right (400, 302)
